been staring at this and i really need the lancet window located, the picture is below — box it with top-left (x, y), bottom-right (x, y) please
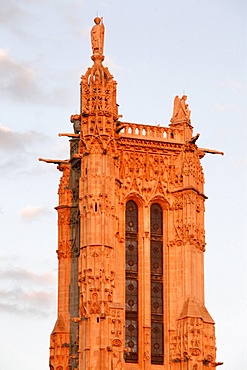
top-left (125, 200), bottom-right (138, 363)
top-left (150, 203), bottom-right (164, 364)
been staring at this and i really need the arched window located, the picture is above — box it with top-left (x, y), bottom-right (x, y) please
top-left (150, 203), bottom-right (164, 364)
top-left (125, 200), bottom-right (138, 363)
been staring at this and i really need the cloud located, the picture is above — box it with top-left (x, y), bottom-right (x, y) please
top-left (0, 0), bottom-right (49, 31)
top-left (0, 288), bottom-right (55, 317)
top-left (0, 124), bottom-right (24, 150)
top-left (218, 78), bottom-right (246, 94)
top-left (214, 103), bottom-right (241, 112)
top-left (0, 48), bottom-right (44, 102)
top-left (0, 0), bottom-right (25, 25)
top-left (0, 266), bottom-right (56, 317)
top-left (19, 205), bottom-right (50, 220)
top-left (0, 268), bottom-right (56, 285)
top-left (0, 124), bottom-right (46, 151)
top-left (0, 49), bottom-right (71, 105)
top-left (0, 123), bottom-right (51, 174)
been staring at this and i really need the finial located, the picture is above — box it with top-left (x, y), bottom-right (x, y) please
top-left (91, 16), bottom-right (105, 58)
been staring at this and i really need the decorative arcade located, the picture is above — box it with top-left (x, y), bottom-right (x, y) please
top-left (40, 17), bottom-right (223, 370)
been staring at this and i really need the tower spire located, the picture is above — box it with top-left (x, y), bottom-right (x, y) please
top-left (44, 17), bottom-right (222, 370)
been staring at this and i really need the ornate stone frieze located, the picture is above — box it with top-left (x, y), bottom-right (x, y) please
top-left (119, 136), bottom-right (182, 152)
top-left (119, 150), bottom-right (179, 202)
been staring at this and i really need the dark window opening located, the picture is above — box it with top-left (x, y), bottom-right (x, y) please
top-left (150, 203), bottom-right (164, 364)
top-left (125, 200), bottom-right (138, 363)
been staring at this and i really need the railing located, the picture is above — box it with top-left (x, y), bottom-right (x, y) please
top-left (120, 122), bottom-right (176, 141)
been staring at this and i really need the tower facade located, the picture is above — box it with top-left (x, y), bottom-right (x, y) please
top-left (41, 17), bottom-right (222, 370)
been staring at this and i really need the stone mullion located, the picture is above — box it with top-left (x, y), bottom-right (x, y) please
top-left (142, 205), bottom-right (151, 369)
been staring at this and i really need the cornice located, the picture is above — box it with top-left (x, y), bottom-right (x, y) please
top-left (118, 136), bottom-right (183, 152)
top-left (171, 186), bottom-right (207, 199)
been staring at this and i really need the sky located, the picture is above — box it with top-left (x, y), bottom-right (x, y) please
top-left (0, 0), bottom-right (246, 369)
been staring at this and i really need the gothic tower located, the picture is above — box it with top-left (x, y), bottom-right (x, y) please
top-left (40, 17), bottom-right (223, 370)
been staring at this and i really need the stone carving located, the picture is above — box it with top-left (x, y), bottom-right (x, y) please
top-left (91, 17), bottom-right (105, 55)
top-left (118, 133), bottom-right (211, 204)
top-left (107, 309), bottom-right (124, 370)
top-left (111, 318), bottom-right (122, 339)
top-left (57, 164), bottom-right (72, 205)
top-left (79, 58), bottom-right (121, 157)
top-left (70, 114), bottom-right (81, 134)
top-left (170, 315), bottom-right (216, 365)
top-left (70, 207), bottom-right (80, 257)
top-left (182, 146), bottom-right (205, 191)
top-left (81, 67), bottom-right (118, 119)
top-left (119, 151), bottom-right (173, 202)
top-left (78, 250), bottom-right (115, 317)
top-left (57, 240), bottom-right (71, 259)
top-left (70, 139), bottom-right (79, 157)
top-left (89, 292), bottom-right (101, 314)
top-left (49, 330), bottom-right (70, 370)
top-left (143, 327), bottom-right (150, 360)
top-left (57, 209), bottom-right (70, 227)
top-left (81, 192), bottom-right (115, 215)
top-left (172, 191), bottom-right (206, 250)
top-left (171, 95), bottom-right (191, 123)
top-left (111, 348), bottom-right (123, 370)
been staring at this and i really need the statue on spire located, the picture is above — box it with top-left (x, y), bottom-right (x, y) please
top-left (171, 95), bottom-right (191, 123)
top-left (91, 17), bottom-right (105, 55)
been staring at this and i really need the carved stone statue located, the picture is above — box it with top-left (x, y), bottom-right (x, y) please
top-left (91, 17), bottom-right (105, 55)
top-left (111, 349), bottom-right (123, 370)
top-left (171, 95), bottom-right (191, 123)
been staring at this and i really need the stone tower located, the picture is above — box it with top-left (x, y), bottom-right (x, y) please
top-left (40, 17), bottom-right (223, 370)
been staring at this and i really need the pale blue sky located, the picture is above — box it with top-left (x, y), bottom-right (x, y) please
top-left (0, 1), bottom-right (246, 369)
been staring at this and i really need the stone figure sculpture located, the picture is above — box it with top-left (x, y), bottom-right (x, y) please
top-left (171, 95), bottom-right (191, 122)
top-left (91, 17), bottom-right (105, 55)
